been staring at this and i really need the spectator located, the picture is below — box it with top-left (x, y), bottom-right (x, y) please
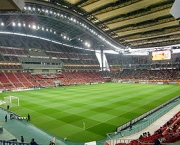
top-left (154, 137), bottom-right (162, 145)
top-left (21, 136), bottom-right (24, 143)
top-left (7, 105), bottom-right (9, 110)
top-left (139, 135), bottom-right (143, 139)
top-left (52, 137), bottom-right (56, 145)
top-left (49, 141), bottom-right (55, 145)
top-left (129, 121), bottom-right (132, 130)
top-left (27, 113), bottom-right (30, 121)
top-left (10, 113), bottom-right (13, 119)
top-left (30, 138), bottom-right (37, 145)
top-left (5, 114), bottom-right (7, 122)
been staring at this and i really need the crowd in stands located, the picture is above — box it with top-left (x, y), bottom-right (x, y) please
top-left (115, 111), bottom-right (180, 145)
top-left (112, 69), bottom-right (180, 82)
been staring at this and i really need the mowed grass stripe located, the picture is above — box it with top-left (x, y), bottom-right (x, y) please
top-left (0, 83), bottom-right (179, 142)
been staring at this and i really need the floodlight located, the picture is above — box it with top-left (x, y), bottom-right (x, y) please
top-left (42, 27), bottom-right (44, 31)
top-left (1, 22), bottom-right (4, 26)
top-left (23, 23), bottom-right (26, 27)
top-left (32, 25), bottom-right (36, 29)
top-left (12, 22), bottom-right (16, 26)
top-left (84, 41), bottom-right (90, 48)
top-left (18, 23), bottom-right (21, 27)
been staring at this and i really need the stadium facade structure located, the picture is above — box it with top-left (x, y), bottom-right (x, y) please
top-left (0, 1), bottom-right (180, 145)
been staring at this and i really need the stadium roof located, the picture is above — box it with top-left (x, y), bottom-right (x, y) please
top-left (0, 0), bottom-right (180, 53)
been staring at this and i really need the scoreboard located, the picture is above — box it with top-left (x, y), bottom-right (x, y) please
top-left (152, 50), bottom-right (171, 61)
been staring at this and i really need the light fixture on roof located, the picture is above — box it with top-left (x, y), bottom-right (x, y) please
top-left (28, 7), bottom-right (31, 10)
top-left (32, 24), bottom-right (36, 29)
top-left (1, 22), bottom-right (4, 26)
top-left (84, 41), bottom-right (90, 48)
top-left (46, 28), bottom-right (49, 31)
top-left (42, 27), bottom-right (44, 31)
top-left (23, 23), bottom-right (26, 27)
top-left (18, 23), bottom-right (21, 27)
top-left (12, 22), bottom-right (16, 26)
top-left (24, 7), bottom-right (26, 10)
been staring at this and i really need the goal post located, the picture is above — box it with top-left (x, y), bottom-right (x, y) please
top-left (4, 96), bottom-right (19, 107)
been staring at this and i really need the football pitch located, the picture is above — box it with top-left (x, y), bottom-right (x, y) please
top-left (0, 83), bottom-right (180, 142)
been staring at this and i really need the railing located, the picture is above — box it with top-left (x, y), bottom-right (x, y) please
top-left (22, 64), bottom-right (62, 69)
top-left (0, 140), bottom-right (42, 145)
top-left (106, 138), bottom-right (177, 145)
top-left (0, 140), bottom-right (29, 145)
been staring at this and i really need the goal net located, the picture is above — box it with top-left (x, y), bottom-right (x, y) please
top-left (4, 96), bottom-right (19, 107)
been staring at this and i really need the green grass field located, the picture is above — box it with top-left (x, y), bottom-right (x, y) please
top-left (0, 83), bottom-right (180, 142)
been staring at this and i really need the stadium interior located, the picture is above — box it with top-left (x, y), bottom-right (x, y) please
top-left (0, 0), bottom-right (180, 145)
